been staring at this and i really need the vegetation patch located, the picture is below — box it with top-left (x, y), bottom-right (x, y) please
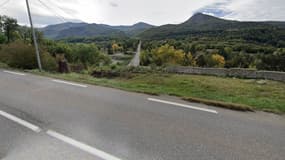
top-left (28, 70), bottom-right (285, 114)
top-left (182, 97), bottom-right (254, 112)
top-left (0, 62), bottom-right (8, 69)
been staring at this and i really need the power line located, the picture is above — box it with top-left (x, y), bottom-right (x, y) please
top-left (44, 0), bottom-right (78, 20)
top-left (36, 0), bottom-right (68, 23)
top-left (0, 0), bottom-right (10, 8)
top-left (35, 0), bottom-right (81, 33)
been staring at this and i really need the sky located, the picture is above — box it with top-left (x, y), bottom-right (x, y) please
top-left (1, 0), bottom-right (285, 27)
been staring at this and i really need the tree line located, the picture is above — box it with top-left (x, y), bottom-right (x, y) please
top-left (140, 39), bottom-right (285, 71)
top-left (0, 15), bottom-right (284, 73)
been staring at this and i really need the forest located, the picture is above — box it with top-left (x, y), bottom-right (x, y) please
top-left (1, 14), bottom-right (285, 73)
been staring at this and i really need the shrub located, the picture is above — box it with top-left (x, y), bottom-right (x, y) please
top-left (0, 34), bottom-right (6, 44)
top-left (211, 53), bottom-right (225, 67)
top-left (71, 43), bottom-right (111, 67)
top-left (140, 50), bottom-right (153, 66)
top-left (41, 51), bottom-right (57, 71)
top-left (152, 44), bottom-right (185, 66)
top-left (0, 62), bottom-right (8, 68)
top-left (0, 41), bottom-right (57, 71)
top-left (141, 44), bottom-right (186, 67)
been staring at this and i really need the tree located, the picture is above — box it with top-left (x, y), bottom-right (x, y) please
top-left (196, 54), bottom-right (207, 67)
top-left (225, 52), bottom-right (254, 68)
top-left (0, 41), bottom-right (56, 71)
top-left (111, 43), bottom-right (123, 53)
top-left (71, 44), bottom-right (111, 67)
top-left (0, 34), bottom-right (6, 44)
top-left (19, 27), bottom-right (44, 44)
top-left (196, 53), bottom-right (225, 68)
top-left (257, 48), bottom-right (285, 71)
top-left (0, 16), bottom-right (18, 43)
top-left (140, 50), bottom-right (153, 66)
top-left (210, 53), bottom-right (225, 67)
top-left (152, 44), bottom-right (185, 66)
top-left (183, 52), bottom-right (195, 66)
top-left (46, 42), bottom-right (72, 59)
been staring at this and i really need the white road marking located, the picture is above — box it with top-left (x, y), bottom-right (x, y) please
top-left (0, 110), bottom-right (41, 133)
top-left (148, 98), bottom-right (218, 114)
top-left (3, 70), bottom-right (26, 76)
top-left (46, 130), bottom-right (122, 160)
top-left (52, 79), bottom-right (87, 88)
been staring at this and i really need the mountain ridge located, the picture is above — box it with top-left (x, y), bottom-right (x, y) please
top-left (41, 22), bottom-right (154, 39)
top-left (41, 13), bottom-right (285, 41)
top-left (139, 13), bottom-right (285, 40)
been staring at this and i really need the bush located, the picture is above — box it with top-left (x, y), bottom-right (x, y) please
top-left (71, 44), bottom-right (111, 67)
top-left (0, 34), bottom-right (6, 44)
top-left (141, 44), bottom-right (186, 67)
top-left (0, 62), bottom-right (8, 68)
top-left (69, 63), bottom-right (85, 73)
top-left (0, 41), bottom-right (57, 71)
top-left (42, 51), bottom-right (57, 71)
top-left (211, 53), bottom-right (225, 67)
top-left (91, 66), bottom-right (122, 78)
top-left (256, 48), bottom-right (285, 71)
top-left (90, 66), bottom-right (166, 79)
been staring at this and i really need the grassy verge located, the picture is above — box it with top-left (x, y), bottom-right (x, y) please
top-left (183, 97), bottom-right (254, 112)
top-left (0, 62), bottom-right (9, 69)
top-left (27, 70), bottom-right (285, 114)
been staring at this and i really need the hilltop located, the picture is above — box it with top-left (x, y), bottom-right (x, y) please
top-left (139, 13), bottom-right (285, 43)
top-left (41, 22), bottom-right (154, 39)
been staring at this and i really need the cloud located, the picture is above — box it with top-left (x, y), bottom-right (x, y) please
top-left (197, 0), bottom-right (233, 17)
top-left (200, 0), bottom-right (285, 21)
top-left (0, 0), bottom-right (284, 27)
top-left (109, 2), bottom-right (118, 7)
top-left (223, 0), bottom-right (285, 21)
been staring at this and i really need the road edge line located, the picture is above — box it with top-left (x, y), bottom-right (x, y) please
top-left (52, 79), bottom-right (87, 88)
top-left (3, 70), bottom-right (26, 76)
top-left (0, 110), bottom-right (41, 133)
top-left (46, 130), bottom-right (121, 160)
top-left (148, 98), bottom-right (218, 114)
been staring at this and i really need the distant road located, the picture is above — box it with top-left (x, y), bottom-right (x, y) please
top-left (128, 40), bottom-right (141, 67)
top-left (0, 69), bottom-right (285, 160)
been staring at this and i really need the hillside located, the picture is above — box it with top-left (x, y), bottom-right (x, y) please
top-left (41, 22), bottom-right (154, 39)
top-left (109, 22), bottom-right (155, 36)
top-left (55, 24), bottom-right (127, 39)
top-left (139, 13), bottom-right (285, 44)
top-left (39, 22), bottom-right (87, 39)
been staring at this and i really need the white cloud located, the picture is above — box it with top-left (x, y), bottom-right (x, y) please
top-left (0, 0), bottom-right (284, 27)
top-left (223, 0), bottom-right (285, 21)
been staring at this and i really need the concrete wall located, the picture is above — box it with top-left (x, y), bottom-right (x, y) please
top-left (166, 66), bottom-right (285, 82)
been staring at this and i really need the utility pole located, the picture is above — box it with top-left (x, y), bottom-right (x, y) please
top-left (25, 0), bottom-right (42, 71)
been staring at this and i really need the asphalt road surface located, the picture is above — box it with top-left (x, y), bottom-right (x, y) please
top-left (128, 40), bottom-right (141, 67)
top-left (0, 69), bottom-right (284, 160)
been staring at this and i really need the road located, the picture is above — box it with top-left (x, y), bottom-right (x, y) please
top-left (128, 40), bottom-right (141, 67)
top-left (0, 69), bottom-right (284, 160)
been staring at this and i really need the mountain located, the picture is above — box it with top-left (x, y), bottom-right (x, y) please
top-left (55, 24), bottom-right (127, 39)
top-left (41, 22), bottom-right (154, 39)
top-left (39, 22), bottom-right (87, 39)
top-left (110, 22), bottom-right (155, 36)
top-left (139, 13), bottom-right (285, 40)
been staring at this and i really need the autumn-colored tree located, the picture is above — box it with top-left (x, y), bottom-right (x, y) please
top-left (183, 52), bottom-right (196, 66)
top-left (112, 43), bottom-right (123, 53)
top-left (152, 44), bottom-right (185, 66)
top-left (211, 53), bottom-right (225, 67)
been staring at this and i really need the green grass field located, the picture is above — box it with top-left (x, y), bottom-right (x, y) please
top-left (29, 71), bottom-right (285, 113)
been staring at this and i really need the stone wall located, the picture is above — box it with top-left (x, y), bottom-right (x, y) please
top-left (166, 66), bottom-right (285, 82)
